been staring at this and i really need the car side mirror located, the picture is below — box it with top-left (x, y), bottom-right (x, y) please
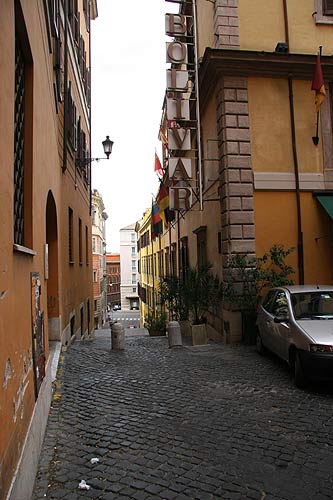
top-left (274, 316), bottom-right (289, 324)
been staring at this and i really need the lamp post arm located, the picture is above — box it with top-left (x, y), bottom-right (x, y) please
top-left (75, 157), bottom-right (109, 167)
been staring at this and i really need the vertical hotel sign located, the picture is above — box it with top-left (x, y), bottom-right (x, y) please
top-left (165, 1), bottom-right (199, 211)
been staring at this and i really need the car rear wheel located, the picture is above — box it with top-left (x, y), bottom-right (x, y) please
top-left (256, 331), bottom-right (266, 355)
top-left (292, 350), bottom-right (308, 389)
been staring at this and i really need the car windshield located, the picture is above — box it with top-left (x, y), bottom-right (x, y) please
top-left (291, 291), bottom-right (333, 320)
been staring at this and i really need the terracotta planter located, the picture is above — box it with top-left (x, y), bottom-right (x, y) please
top-left (191, 323), bottom-right (207, 346)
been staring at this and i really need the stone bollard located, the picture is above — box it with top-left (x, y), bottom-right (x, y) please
top-left (111, 322), bottom-right (125, 350)
top-left (167, 321), bottom-right (182, 348)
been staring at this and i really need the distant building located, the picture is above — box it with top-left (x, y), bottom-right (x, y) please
top-left (106, 253), bottom-right (121, 309)
top-left (92, 189), bottom-right (108, 328)
top-left (120, 223), bottom-right (139, 310)
top-left (136, 207), bottom-right (166, 328)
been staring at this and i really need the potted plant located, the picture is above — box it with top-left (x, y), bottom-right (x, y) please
top-left (181, 263), bottom-right (223, 345)
top-left (144, 311), bottom-right (167, 337)
top-left (223, 244), bottom-right (295, 344)
top-left (159, 276), bottom-right (191, 335)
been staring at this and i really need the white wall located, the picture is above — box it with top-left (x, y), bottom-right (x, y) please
top-left (119, 226), bottom-right (139, 310)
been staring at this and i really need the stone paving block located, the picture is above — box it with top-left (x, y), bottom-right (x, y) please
top-left (31, 331), bottom-right (333, 500)
top-left (133, 491), bottom-right (148, 500)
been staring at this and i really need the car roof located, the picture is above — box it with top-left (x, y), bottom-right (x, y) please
top-left (275, 285), bottom-right (333, 294)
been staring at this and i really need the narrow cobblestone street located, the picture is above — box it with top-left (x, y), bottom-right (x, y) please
top-left (32, 330), bottom-right (333, 500)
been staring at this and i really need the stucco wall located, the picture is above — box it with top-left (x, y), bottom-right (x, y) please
top-left (254, 191), bottom-right (333, 284)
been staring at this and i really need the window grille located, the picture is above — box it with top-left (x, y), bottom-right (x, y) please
top-left (14, 36), bottom-right (25, 246)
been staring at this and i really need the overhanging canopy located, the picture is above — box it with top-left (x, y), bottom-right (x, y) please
top-left (314, 193), bottom-right (333, 219)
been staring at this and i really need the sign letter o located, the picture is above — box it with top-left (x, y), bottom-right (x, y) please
top-left (167, 42), bottom-right (187, 64)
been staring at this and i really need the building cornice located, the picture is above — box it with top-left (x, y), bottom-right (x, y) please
top-left (199, 49), bottom-right (333, 109)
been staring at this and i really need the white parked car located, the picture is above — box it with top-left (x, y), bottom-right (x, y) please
top-left (256, 285), bottom-right (333, 387)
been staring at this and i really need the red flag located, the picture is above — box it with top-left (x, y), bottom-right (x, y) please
top-left (154, 152), bottom-right (163, 176)
top-left (311, 54), bottom-right (326, 112)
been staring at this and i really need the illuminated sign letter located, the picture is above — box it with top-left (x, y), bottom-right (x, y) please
top-left (167, 97), bottom-right (190, 121)
top-left (169, 158), bottom-right (192, 180)
top-left (167, 69), bottom-right (189, 92)
top-left (166, 42), bottom-right (187, 64)
top-left (168, 128), bottom-right (191, 150)
top-left (170, 187), bottom-right (192, 210)
top-left (165, 14), bottom-right (187, 36)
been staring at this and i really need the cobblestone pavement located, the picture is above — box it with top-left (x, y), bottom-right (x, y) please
top-left (32, 330), bottom-right (333, 500)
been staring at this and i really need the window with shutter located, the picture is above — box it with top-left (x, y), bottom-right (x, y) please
top-left (66, 83), bottom-right (77, 151)
top-left (323, 0), bottom-right (333, 15)
top-left (76, 116), bottom-right (81, 159)
top-left (74, 8), bottom-right (80, 45)
top-left (83, 0), bottom-right (90, 32)
top-left (53, 34), bottom-right (62, 103)
top-left (68, 207), bottom-right (74, 263)
top-left (315, 0), bottom-right (333, 22)
top-left (50, 0), bottom-right (59, 39)
top-left (43, 0), bottom-right (53, 53)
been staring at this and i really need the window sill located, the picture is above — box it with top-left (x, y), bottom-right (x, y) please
top-left (13, 244), bottom-right (37, 256)
top-left (315, 17), bottom-right (333, 24)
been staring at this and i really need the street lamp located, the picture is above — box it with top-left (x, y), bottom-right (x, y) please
top-left (102, 136), bottom-right (114, 159)
top-left (76, 135), bottom-right (114, 167)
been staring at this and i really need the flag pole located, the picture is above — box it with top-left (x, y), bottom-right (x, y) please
top-left (312, 113), bottom-right (319, 146)
top-left (312, 45), bottom-right (323, 146)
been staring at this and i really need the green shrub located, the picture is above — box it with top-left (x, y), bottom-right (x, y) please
top-left (223, 244), bottom-right (295, 314)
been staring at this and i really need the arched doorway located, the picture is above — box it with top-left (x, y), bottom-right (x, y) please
top-left (46, 191), bottom-right (60, 341)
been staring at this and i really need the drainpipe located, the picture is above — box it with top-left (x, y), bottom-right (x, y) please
top-left (88, 5), bottom-right (92, 215)
top-left (283, 0), bottom-right (304, 284)
top-left (62, 0), bottom-right (69, 172)
top-left (288, 77), bottom-right (304, 284)
top-left (282, 0), bottom-right (290, 49)
top-left (151, 235), bottom-right (155, 312)
top-left (177, 211), bottom-right (181, 280)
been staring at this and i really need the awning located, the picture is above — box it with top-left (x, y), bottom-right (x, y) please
top-left (314, 193), bottom-right (333, 219)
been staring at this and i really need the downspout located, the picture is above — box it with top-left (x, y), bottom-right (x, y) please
top-left (282, 0), bottom-right (290, 48)
top-left (151, 235), bottom-right (155, 313)
top-left (177, 211), bottom-right (181, 280)
top-left (62, 0), bottom-right (68, 172)
top-left (283, 0), bottom-right (304, 283)
top-left (169, 222), bottom-right (172, 276)
top-left (158, 233), bottom-right (162, 313)
top-left (288, 78), bottom-right (304, 284)
top-left (88, 6), bottom-right (92, 215)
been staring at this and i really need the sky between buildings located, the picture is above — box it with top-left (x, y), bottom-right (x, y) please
top-left (91, 0), bottom-right (178, 252)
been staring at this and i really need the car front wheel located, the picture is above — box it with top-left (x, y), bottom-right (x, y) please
top-left (256, 331), bottom-right (266, 355)
top-left (292, 350), bottom-right (308, 389)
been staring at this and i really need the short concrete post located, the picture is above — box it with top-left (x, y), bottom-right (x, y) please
top-left (167, 321), bottom-right (182, 348)
top-left (111, 322), bottom-right (125, 350)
